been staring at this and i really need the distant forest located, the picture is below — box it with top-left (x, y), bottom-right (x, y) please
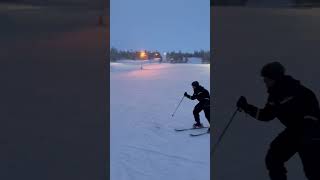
top-left (110, 47), bottom-right (210, 64)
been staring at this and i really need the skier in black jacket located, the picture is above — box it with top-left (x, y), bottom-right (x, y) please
top-left (237, 62), bottom-right (320, 180)
top-left (184, 81), bottom-right (210, 132)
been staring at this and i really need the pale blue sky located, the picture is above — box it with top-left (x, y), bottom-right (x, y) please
top-left (110, 0), bottom-right (209, 53)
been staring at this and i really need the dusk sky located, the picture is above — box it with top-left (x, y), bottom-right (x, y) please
top-left (111, 0), bottom-right (209, 53)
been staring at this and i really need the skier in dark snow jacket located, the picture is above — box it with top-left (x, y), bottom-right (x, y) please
top-left (184, 81), bottom-right (210, 132)
top-left (237, 62), bottom-right (320, 180)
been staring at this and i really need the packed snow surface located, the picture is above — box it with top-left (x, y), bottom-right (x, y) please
top-left (110, 61), bottom-right (210, 180)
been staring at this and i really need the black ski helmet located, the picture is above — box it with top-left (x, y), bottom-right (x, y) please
top-left (191, 81), bottom-right (199, 87)
top-left (261, 62), bottom-right (285, 80)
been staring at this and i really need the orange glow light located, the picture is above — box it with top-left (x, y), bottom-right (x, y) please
top-left (140, 51), bottom-right (147, 59)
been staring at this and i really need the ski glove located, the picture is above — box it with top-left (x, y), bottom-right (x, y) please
top-left (237, 96), bottom-right (248, 110)
top-left (184, 92), bottom-right (189, 97)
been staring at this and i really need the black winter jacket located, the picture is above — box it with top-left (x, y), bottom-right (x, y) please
top-left (244, 76), bottom-right (320, 136)
top-left (186, 86), bottom-right (210, 103)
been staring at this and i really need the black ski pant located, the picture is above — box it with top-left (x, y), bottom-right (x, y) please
top-left (193, 101), bottom-right (210, 124)
top-left (265, 129), bottom-right (320, 180)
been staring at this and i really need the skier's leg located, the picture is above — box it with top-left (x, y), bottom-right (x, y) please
top-left (193, 103), bottom-right (202, 125)
top-left (204, 104), bottom-right (210, 124)
top-left (203, 107), bottom-right (210, 132)
top-left (265, 130), bottom-right (298, 180)
top-left (299, 140), bottom-right (320, 180)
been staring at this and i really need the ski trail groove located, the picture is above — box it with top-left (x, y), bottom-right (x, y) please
top-left (123, 144), bottom-right (207, 165)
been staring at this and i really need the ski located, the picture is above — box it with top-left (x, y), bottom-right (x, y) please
top-left (190, 132), bottom-right (209, 136)
top-left (175, 126), bottom-right (209, 132)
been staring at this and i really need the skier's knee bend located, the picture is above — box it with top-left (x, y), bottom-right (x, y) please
top-left (265, 152), bottom-right (287, 175)
top-left (304, 170), bottom-right (320, 180)
top-left (266, 159), bottom-right (287, 179)
top-left (193, 111), bottom-right (200, 118)
top-left (204, 108), bottom-right (210, 121)
top-left (193, 109), bottom-right (200, 115)
top-left (303, 163), bottom-right (320, 180)
top-left (206, 116), bottom-right (210, 123)
top-left (204, 114), bottom-right (210, 123)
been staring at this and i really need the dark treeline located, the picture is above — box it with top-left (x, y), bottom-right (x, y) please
top-left (110, 47), bottom-right (210, 64)
top-left (110, 48), bottom-right (136, 61)
top-left (166, 50), bottom-right (210, 64)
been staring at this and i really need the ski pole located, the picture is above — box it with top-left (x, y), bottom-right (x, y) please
top-left (171, 96), bottom-right (185, 117)
top-left (212, 108), bottom-right (240, 155)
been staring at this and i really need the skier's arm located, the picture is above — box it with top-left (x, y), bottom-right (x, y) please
top-left (189, 92), bottom-right (198, 100)
top-left (237, 95), bottom-right (276, 121)
top-left (184, 92), bottom-right (194, 100)
top-left (249, 103), bottom-right (277, 122)
top-left (190, 90), bottom-right (208, 100)
top-left (184, 91), bottom-right (199, 100)
top-left (186, 89), bottom-right (210, 101)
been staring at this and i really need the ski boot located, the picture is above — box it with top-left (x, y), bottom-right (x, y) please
top-left (193, 122), bottom-right (203, 129)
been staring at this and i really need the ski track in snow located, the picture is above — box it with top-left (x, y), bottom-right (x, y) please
top-left (111, 61), bottom-right (210, 180)
top-left (123, 145), bottom-right (208, 165)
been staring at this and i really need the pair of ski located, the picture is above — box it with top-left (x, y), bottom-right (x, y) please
top-left (175, 126), bottom-right (209, 136)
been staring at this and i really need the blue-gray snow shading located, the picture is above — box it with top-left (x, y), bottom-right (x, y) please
top-left (111, 62), bottom-right (210, 180)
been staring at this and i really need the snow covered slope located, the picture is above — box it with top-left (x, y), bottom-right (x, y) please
top-left (111, 62), bottom-right (210, 180)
